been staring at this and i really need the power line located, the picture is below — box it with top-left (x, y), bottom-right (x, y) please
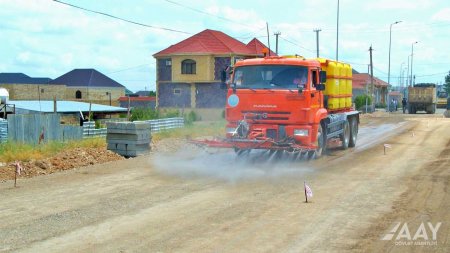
top-left (163, 0), bottom-right (254, 29)
top-left (279, 36), bottom-right (316, 54)
top-left (53, 0), bottom-right (192, 34)
top-left (107, 64), bottom-right (152, 74)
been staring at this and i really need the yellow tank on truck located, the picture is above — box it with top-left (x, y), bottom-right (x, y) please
top-left (317, 58), bottom-right (353, 110)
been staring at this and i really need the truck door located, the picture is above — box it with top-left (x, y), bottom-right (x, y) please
top-left (310, 69), bottom-right (321, 109)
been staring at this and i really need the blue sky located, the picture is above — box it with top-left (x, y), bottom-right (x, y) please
top-left (1, 0), bottom-right (449, 92)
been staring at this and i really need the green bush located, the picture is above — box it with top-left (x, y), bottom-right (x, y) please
top-left (163, 109), bottom-right (180, 118)
top-left (375, 102), bottom-right (386, 108)
top-left (130, 108), bottom-right (159, 121)
top-left (184, 111), bottom-right (198, 125)
top-left (354, 94), bottom-right (372, 110)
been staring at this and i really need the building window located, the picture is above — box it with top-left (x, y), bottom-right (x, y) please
top-left (75, 90), bottom-right (82, 99)
top-left (181, 59), bottom-right (196, 74)
top-left (41, 88), bottom-right (44, 93)
top-left (173, 88), bottom-right (181, 95)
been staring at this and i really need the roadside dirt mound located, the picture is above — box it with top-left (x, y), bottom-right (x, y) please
top-left (0, 148), bottom-right (124, 181)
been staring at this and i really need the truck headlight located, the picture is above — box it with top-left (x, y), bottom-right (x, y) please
top-left (294, 129), bottom-right (309, 137)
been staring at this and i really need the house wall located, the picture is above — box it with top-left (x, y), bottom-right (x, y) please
top-left (195, 82), bottom-right (227, 108)
top-left (155, 55), bottom-right (243, 114)
top-left (171, 55), bottom-right (214, 82)
top-left (157, 58), bottom-right (172, 81)
top-left (157, 83), bottom-right (191, 108)
top-left (214, 57), bottom-right (231, 80)
top-left (64, 86), bottom-right (125, 106)
top-left (119, 100), bottom-right (156, 109)
top-left (0, 84), bottom-right (66, 100)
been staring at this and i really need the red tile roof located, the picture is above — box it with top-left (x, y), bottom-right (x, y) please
top-left (154, 29), bottom-right (256, 57)
top-left (352, 73), bottom-right (388, 89)
top-left (246, 38), bottom-right (277, 56)
top-left (118, 96), bottom-right (156, 102)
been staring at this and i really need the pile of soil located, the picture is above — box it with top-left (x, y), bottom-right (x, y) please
top-left (0, 147), bottom-right (124, 182)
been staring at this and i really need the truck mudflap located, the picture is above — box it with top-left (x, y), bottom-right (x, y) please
top-left (189, 138), bottom-right (317, 152)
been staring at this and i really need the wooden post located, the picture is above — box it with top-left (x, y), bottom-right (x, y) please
top-left (127, 96), bottom-right (131, 121)
top-left (53, 95), bottom-right (57, 113)
top-left (304, 181), bottom-right (308, 203)
top-left (89, 102), bottom-right (92, 122)
top-left (14, 167), bottom-right (17, 187)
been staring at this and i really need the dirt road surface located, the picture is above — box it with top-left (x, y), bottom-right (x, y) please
top-left (0, 112), bottom-right (449, 252)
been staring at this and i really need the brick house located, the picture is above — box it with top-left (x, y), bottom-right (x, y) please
top-left (352, 73), bottom-right (389, 104)
top-left (0, 73), bottom-right (65, 100)
top-left (1, 70), bottom-right (126, 106)
top-left (50, 69), bottom-right (125, 106)
top-left (153, 29), bottom-right (274, 120)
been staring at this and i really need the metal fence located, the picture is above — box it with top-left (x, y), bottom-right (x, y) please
top-left (0, 118), bottom-right (7, 143)
top-left (7, 114), bottom-right (83, 144)
top-left (1, 116), bottom-right (185, 142)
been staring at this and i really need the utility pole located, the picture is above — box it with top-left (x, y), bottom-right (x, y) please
top-left (266, 22), bottom-right (271, 56)
top-left (274, 31), bottom-right (281, 55)
top-left (336, 0), bottom-right (340, 61)
top-left (410, 41), bottom-right (418, 86)
top-left (313, 29), bottom-right (321, 58)
top-left (388, 21), bottom-right (401, 88)
top-left (369, 45), bottom-right (374, 107)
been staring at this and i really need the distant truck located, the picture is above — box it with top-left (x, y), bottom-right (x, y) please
top-left (408, 83), bottom-right (437, 114)
top-left (437, 90), bottom-right (448, 108)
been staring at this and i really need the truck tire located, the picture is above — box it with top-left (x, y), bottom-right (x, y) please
top-left (313, 124), bottom-right (325, 158)
top-left (340, 120), bottom-right (350, 150)
top-left (349, 117), bottom-right (358, 148)
top-left (408, 105), bottom-right (413, 114)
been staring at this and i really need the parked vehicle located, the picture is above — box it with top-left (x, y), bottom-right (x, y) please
top-left (437, 91), bottom-right (448, 108)
top-left (408, 83), bottom-right (437, 114)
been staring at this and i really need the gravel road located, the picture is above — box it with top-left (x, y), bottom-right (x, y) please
top-left (0, 112), bottom-right (449, 252)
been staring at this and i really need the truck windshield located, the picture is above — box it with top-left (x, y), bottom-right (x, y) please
top-left (232, 65), bottom-right (308, 89)
top-left (438, 91), bottom-right (448, 98)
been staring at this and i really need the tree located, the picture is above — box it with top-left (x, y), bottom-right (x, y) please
top-left (149, 90), bottom-right (156, 96)
top-left (444, 71), bottom-right (450, 94)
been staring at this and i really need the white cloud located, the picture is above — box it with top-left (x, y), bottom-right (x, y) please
top-left (366, 0), bottom-right (431, 10)
top-left (17, 52), bottom-right (31, 63)
top-left (432, 8), bottom-right (450, 21)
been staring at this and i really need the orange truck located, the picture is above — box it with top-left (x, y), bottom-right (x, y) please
top-left (193, 55), bottom-right (359, 159)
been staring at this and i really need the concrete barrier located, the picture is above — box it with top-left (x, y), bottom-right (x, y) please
top-left (106, 121), bottom-right (151, 157)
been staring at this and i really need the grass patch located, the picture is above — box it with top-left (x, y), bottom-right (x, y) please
top-left (152, 120), bottom-right (226, 143)
top-left (0, 138), bottom-right (106, 163)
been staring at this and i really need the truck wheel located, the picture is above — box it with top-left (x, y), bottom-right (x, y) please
top-left (340, 120), bottom-right (350, 150)
top-left (349, 117), bottom-right (358, 148)
top-left (408, 105), bottom-right (413, 114)
top-left (313, 124), bottom-right (325, 158)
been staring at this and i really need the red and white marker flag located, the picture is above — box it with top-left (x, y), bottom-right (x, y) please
top-left (14, 161), bottom-right (23, 175)
top-left (304, 182), bottom-right (313, 198)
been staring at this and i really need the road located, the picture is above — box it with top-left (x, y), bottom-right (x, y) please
top-left (0, 112), bottom-right (449, 252)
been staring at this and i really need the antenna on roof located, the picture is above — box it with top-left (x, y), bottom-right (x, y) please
top-left (266, 22), bottom-right (271, 56)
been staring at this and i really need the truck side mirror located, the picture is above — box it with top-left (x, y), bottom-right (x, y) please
top-left (316, 84), bottom-right (325, 91)
top-left (319, 70), bottom-right (327, 83)
top-left (221, 69), bottom-right (226, 83)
